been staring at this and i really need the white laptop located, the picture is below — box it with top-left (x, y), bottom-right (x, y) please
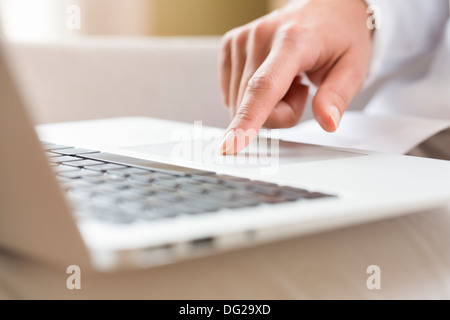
top-left (1, 41), bottom-right (450, 273)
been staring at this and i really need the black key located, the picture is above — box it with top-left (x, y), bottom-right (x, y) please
top-left (120, 188), bottom-right (153, 197)
top-left (154, 191), bottom-right (183, 202)
top-left (128, 172), bottom-right (175, 183)
top-left (153, 179), bottom-right (181, 188)
top-left (128, 174), bottom-right (154, 183)
top-left (92, 184), bottom-right (124, 194)
top-left (171, 177), bottom-right (203, 185)
top-left (52, 148), bottom-right (100, 156)
top-left (204, 184), bottom-right (232, 192)
top-left (53, 165), bottom-right (81, 173)
top-left (58, 169), bottom-right (104, 179)
top-left (207, 190), bottom-right (239, 201)
top-left (65, 159), bottom-right (105, 167)
top-left (108, 167), bottom-right (151, 177)
top-left (125, 181), bottom-right (160, 192)
top-left (153, 173), bottom-right (177, 180)
top-left (232, 197), bottom-right (262, 208)
top-left (170, 203), bottom-right (209, 215)
top-left (178, 183), bottom-right (207, 194)
top-left (180, 199), bottom-right (222, 214)
top-left (81, 175), bottom-right (110, 184)
top-left (84, 163), bottom-right (128, 172)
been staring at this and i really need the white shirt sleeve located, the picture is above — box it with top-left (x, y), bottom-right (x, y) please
top-left (364, 0), bottom-right (449, 83)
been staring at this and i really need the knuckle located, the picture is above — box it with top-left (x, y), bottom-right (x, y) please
top-left (233, 104), bottom-right (265, 127)
top-left (220, 33), bottom-right (233, 58)
top-left (277, 22), bottom-right (304, 43)
top-left (250, 19), bottom-right (272, 40)
top-left (232, 28), bottom-right (250, 48)
top-left (234, 109), bottom-right (256, 124)
top-left (221, 30), bottom-right (234, 48)
top-left (247, 74), bottom-right (276, 92)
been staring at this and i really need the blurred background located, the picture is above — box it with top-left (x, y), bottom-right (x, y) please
top-left (0, 0), bottom-right (290, 41)
top-left (0, 0), bottom-right (298, 128)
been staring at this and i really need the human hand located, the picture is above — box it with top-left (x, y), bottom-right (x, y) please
top-left (218, 0), bottom-right (373, 154)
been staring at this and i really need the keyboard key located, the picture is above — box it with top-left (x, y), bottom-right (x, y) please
top-left (207, 190), bottom-right (238, 201)
top-left (128, 172), bottom-right (175, 183)
top-left (178, 183), bottom-right (207, 194)
top-left (65, 159), bottom-right (105, 167)
top-left (128, 174), bottom-right (154, 183)
top-left (49, 156), bottom-right (83, 163)
top-left (153, 179), bottom-right (181, 188)
top-left (84, 163), bottom-right (128, 172)
top-left (154, 191), bottom-right (183, 202)
top-left (53, 165), bottom-right (81, 173)
top-left (92, 184), bottom-right (124, 194)
top-left (108, 167), bottom-right (151, 177)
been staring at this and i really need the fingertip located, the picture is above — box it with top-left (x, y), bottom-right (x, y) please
top-left (328, 105), bottom-right (341, 131)
top-left (313, 103), bottom-right (342, 133)
top-left (218, 130), bottom-right (236, 155)
top-left (218, 124), bottom-right (259, 155)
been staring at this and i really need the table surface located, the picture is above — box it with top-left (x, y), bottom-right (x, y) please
top-left (1, 203), bottom-right (449, 300)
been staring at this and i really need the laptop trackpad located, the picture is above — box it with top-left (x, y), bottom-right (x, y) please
top-left (124, 138), bottom-right (365, 169)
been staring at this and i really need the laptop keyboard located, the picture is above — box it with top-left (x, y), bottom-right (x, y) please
top-left (42, 142), bottom-right (337, 224)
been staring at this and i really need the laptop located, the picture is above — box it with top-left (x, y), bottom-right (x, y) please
top-left (1, 41), bottom-right (450, 273)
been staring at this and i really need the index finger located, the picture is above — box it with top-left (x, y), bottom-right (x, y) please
top-left (220, 24), bottom-right (317, 155)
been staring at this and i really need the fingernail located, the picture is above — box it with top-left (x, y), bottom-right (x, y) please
top-left (328, 105), bottom-right (341, 131)
top-left (218, 130), bottom-right (236, 155)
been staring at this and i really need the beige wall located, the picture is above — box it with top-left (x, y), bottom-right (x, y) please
top-left (151, 0), bottom-right (268, 36)
top-left (80, 0), bottom-right (151, 36)
top-left (80, 0), bottom-right (290, 37)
